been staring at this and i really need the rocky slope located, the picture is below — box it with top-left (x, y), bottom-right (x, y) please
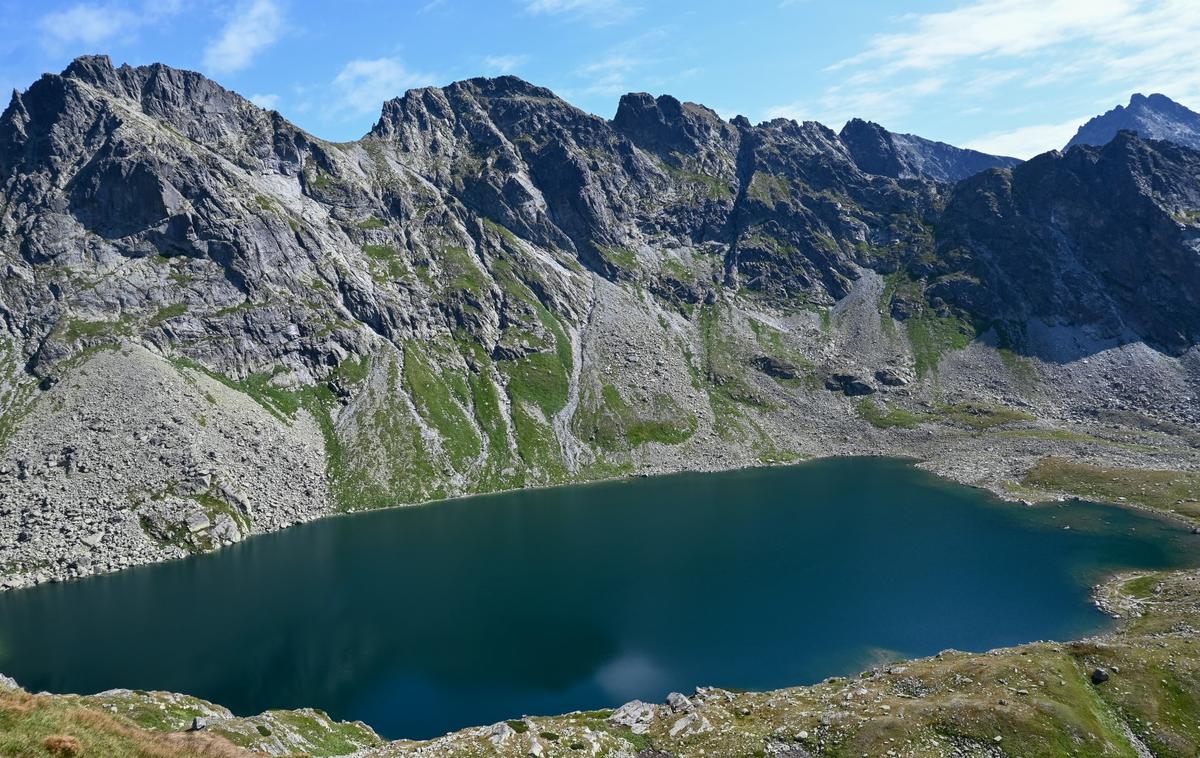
top-left (840, 118), bottom-right (1020, 182)
top-left (4, 566), bottom-right (1199, 757)
top-left (1067, 92), bottom-right (1200, 150)
top-left (0, 56), bottom-right (1198, 590)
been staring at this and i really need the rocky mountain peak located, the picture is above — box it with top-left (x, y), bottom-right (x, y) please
top-left (839, 117), bottom-right (1020, 183)
top-left (838, 118), bottom-right (905, 178)
top-left (61, 54), bottom-right (120, 87)
top-left (453, 75), bottom-right (560, 101)
top-left (368, 75), bottom-right (593, 149)
top-left (612, 92), bottom-right (735, 155)
top-left (2, 55), bottom-right (281, 178)
top-left (1066, 92), bottom-right (1200, 151)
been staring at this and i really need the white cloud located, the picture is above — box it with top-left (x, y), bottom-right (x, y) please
top-left (333, 58), bottom-right (435, 115)
top-left (524, 0), bottom-right (636, 24)
top-left (568, 28), bottom-right (667, 98)
top-left (38, 1), bottom-right (181, 49)
top-left (813, 0), bottom-right (1200, 148)
top-left (249, 92), bottom-right (281, 109)
top-left (40, 4), bottom-right (130, 46)
top-left (962, 116), bottom-right (1087, 159)
top-left (202, 0), bottom-right (283, 75)
top-left (832, 0), bottom-right (1138, 72)
top-left (766, 77), bottom-right (946, 130)
top-left (577, 53), bottom-right (646, 96)
top-left (483, 54), bottom-right (529, 74)
top-left (764, 101), bottom-right (806, 123)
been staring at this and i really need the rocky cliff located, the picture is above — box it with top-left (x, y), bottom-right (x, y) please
top-left (1, 56), bottom-right (1198, 589)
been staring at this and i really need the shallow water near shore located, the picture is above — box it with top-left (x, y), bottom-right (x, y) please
top-left (0, 456), bottom-right (1195, 740)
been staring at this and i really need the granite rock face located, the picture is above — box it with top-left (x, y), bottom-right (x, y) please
top-left (934, 132), bottom-right (1200, 354)
top-left (0, 56), bottom-right (1197, 588)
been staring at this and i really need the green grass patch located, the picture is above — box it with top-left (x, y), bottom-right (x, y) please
top-left (61, 318), bottom-right (127, 342)
top-left (908, 311), bottom-right (974, 378)
top-left (856, 398), bottom-right (930, 429)
top-left (355, 216), bottom-right (387, 230)
top-left (149, 303), bottom-right (187, 325)
top-left (747, 318), bottom-right (816, 387)
top-left (483, 218), bottom-right (520, 248)
top-left (1122, 574), bottom-right (1162, 600)
top-left (362, 244), bottom-right (406, 281)
top-left (883, 273), bottom-right (976, 376)
top-left (324, 357), bottom-right (444, 510)
top-left (698, 304), bottom-right (767, 407)
top-left (402, 343), bottom-right (481, 472)
top-left (496, 308), bottom-right (572, 483)
top-left (660, 160), bottom-right (732, 200)
top-left (573, 383), bottom-right (697, 451)
top-left (597, 244), bottom-right (639, 270)
top-left (1024, 457), bottom-right (1200, 519)
top-left (940, 402), bottom-right (1034, 429)
top-left (746, 171), bottom-right (792, 206)
top-left (170, 358), bottom-right (299, 423)
top-left (441, 246), bottom-right (488, 295)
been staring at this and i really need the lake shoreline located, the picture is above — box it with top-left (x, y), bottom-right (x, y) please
top-left (3, 565), bottom-right (1198, 756)
top-left (4, 430), bottom-right (1196, 595)
top-left (2, 457), bottom-right (1193, 740)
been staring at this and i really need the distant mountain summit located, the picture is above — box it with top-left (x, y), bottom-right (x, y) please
top-left (1066, 93), bottom-right (1200, 150)
top-left (839, 118), bottom-right (1020, 183)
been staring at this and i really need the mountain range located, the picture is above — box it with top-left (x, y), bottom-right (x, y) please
top-left (0, 56), bottom-right (1197, 591)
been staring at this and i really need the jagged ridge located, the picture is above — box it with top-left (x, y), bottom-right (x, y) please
top-left (0, 56), bottom-right (1197, 591)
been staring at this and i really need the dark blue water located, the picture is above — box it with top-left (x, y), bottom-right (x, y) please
top-left (0, 457), bottom-right (1193, 739)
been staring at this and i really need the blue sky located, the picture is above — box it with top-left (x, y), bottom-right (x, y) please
top-left (2, 0), bottom-right (1198, 158)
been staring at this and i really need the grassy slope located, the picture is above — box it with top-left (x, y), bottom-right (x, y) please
top-left (1023, 458), bottom-right (1200, 523)
top-left (0, 688), bottom-right (249, 758)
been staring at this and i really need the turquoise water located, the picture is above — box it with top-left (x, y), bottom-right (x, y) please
top-left (0, 457), bottom-right (1194, 739)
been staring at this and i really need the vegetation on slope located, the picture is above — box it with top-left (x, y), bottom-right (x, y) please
top-left (1024, 458), bottom-right (1200, 522)
top-left (0, 687), bottom-right (248, 758)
